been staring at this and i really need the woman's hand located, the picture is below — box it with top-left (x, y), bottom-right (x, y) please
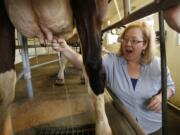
top-left (147, 93), bottom-right (162, 113)
top-left (52, 38), bottom-right (70, 52)
top-left (52, 38), bottom-right (83, 69)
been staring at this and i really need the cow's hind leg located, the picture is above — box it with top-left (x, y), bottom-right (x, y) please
top-left (0, 70), bottom-right (16, 135)
top-left (55, 53), bottom-right (68, 86)
top-left (95, 94), bottom-right (112, 135)
top-left (71, 0), bottom-right (112, 134)
top-left (84, 73), bottom-right (112, 135)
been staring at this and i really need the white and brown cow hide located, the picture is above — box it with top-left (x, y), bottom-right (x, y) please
top-left (0, 1), bottom-right (16, 135)
top-left (5, 0), bottom-right (75, 44)
top-left (0, 0), bottom-right (112, 135)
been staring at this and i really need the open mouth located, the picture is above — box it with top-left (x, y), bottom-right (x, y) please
top-left (125, 48), bottom-right (133, 54)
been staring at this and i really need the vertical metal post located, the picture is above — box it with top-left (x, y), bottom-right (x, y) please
top-left (19, 34), bottom-right (34, 98)
top-left (57, 52), bottom-right (62, 66)
top-left (123, 0), bottom-right (131, 17)
top-left (158, 11), bottom-right (167, 135)
top-left (113, 0), bottom-right (121, 19)
top-left (33, 39), bottom-right (39, 64)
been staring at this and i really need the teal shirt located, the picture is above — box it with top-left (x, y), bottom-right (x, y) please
top-left (103, 53), bottom-right (175, 134)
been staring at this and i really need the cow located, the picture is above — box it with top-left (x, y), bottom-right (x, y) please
top-left (55, 52), bottom-right (85, 86)
top-left (0, 0), bottom-right (112, 135)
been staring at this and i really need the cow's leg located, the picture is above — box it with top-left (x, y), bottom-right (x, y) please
top-left (87, 82), bottom-right (112, 135)
top-left (95, 94), bottom-right (112, 135)
top-left (83, 69), bottom-right (112, 135)
top-left (0, 1), bottom-right (16, 135)
top-left (55, 53), bottom-right (68, 86)
top-left (0, 70), bottom-right (16, 135)
top-left (71, 0), bottom-right (112, 134)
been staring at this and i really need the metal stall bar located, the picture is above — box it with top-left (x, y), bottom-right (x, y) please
top-left (16, 71), bottom-right (24, 83)
top-left (159, 11), bottom-right (167, 135)
top-left (18, 34), bottom-right (34, 98)
top-left (113, 0), bottom-right (122, 19)
top-left (16, 59), bottom-right (60, 83)
top-left (16, 43), bottom-right (77, 49)
top-left (102, 0), bottom-right (180, 33)
top-left (31, 59), bottom-right (59, 69)
top-left (123, 0), bottom-right (131, 17)
top-left (106, 87), bottom-right (146, 135)
top-left (16, 44), bottom-right (50, 82)
top-left (16, 45), bottom-right (52, 49)
top-left (16, 43), bottom-right (63, 82)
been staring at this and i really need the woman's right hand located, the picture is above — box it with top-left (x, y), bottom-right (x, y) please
top-left (52, 38), bottom-right (83, 69)
top-left (52, 38), bottom-right (70, 52)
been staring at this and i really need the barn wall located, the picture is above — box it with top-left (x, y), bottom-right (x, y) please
top-left (165, 24), bottom-right (180, 109)
top-left (153, 13), bottom-right (180, 109)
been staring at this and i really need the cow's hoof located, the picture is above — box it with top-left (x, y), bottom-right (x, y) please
top-left (96, 121), bottom-right (113, 135)
top-left (54, 78), bottom-right (65, 86)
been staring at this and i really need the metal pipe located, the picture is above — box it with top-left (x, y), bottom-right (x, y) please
top-left (106, 87), bottom-right (146, 135)
top-left (16, 71), bottom-right (24, 83)
top-left (16, 42), bottom-right (78, 49)
top-left (159, 11), bottom-right (167, 135)
top-left (19, 34), bottom-right (34, 98)
top-left (16, 45), bottom-right (52, 49)
top-left (113, 0), bottom-right (121, 19)
top-left (31, 59), bottom-right (59, 69)
top-left (102, 0), bottom-right (180, 33)
top-left (168, 102), bottom-right (180, 112)
top-left (16, 59), bottom-right (60, 82)
top-left (33, 38), bottom-right (39, 64)
top-left (123, 0), bottom-right (131, 17)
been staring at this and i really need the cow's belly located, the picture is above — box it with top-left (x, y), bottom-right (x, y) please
top-left (5, 0), bottom-right (75, 43)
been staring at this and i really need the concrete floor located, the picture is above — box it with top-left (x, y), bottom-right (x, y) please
top-left (12, 54), bottom-right (180, 135)
top-left (13, 55), bottom-right (95, 135)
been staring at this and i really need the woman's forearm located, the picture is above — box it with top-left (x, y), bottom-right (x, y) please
top-left (63, 47), bottom-right (83, 69)
top-left (167, 89), bottom-right (174, 100)
top-left (159, 88), bottom-right (174, 100)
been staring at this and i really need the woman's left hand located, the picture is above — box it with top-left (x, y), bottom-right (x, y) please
top-left (147, 93), bottom-right (162, 113)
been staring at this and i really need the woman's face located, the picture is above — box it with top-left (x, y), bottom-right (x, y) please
top-left (122, 27), bottom-right (147, 63)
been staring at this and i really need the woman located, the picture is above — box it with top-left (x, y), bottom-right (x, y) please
top-left (52, 21), bottom-right (175, 135)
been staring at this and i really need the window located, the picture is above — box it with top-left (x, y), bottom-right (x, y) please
top-left (107, 33), bottom-right (119, 44)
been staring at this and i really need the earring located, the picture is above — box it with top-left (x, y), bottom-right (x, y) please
top-left (141, 49), bottom-right (145, 56)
